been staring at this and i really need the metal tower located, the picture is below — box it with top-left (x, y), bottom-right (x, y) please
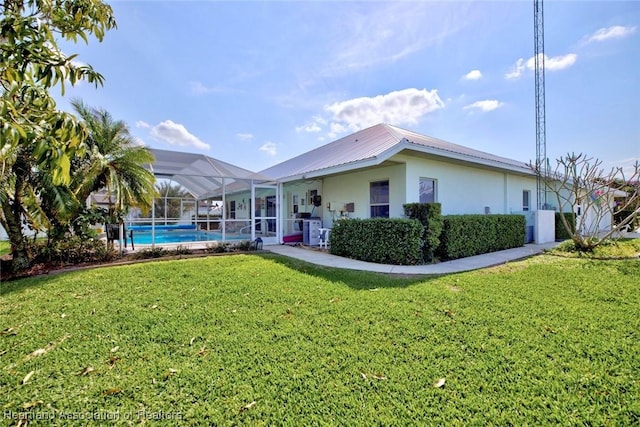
top-left (534, 0), bottom-right (547, 209)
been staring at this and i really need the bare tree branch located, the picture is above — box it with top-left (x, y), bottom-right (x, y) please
top-left (531, 153), bottom-right (639, 251)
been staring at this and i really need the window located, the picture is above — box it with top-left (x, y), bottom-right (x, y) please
top-left (370, 180), bottom-right (389, 218)
top-left (523, 190), bottom-right (530, 211)
top-left (229, 200), bottom-right (236, 219)
top-left (419, 178), bottom-right (437, 203)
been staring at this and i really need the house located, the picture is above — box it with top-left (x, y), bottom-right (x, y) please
top-left (0, 125), bottom-right (617, 246)
top-left (144, 124), bottom-right (562, 245)
top-left (259, 123), bottom-right (554, 243)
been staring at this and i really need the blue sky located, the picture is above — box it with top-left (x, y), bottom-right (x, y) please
top-left (56, 1), bottom-right (639, 175)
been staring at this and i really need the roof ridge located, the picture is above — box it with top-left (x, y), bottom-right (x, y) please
top-left (378, 123), bottom-right (406, 143)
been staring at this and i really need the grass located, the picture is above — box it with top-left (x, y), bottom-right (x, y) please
top-left (1, 253), bottom-right (639, 425)
top-left (0, 240), bottom-right (9, 256)
top-left (549, 237), bottom-right (640, 259)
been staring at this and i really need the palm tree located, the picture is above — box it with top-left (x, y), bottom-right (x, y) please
top-left (154, 181), bottom-right (191, 220)
top-left (70, 99), bottom-right (156, 221)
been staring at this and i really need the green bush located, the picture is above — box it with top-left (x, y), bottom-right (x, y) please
top-left (134, 247), bottom-right (167, 259)
top-left (234, 240), bottom-right (253, 251)
top-left (174, 245), bottom-right (192, 255)
top-left (205, 242), bottom-right (228, 253)
top-left (33, 236), bottom-right (116, 265)
top-left (403, 203), bottom-right (443, 262)
top-left (329, 218), bottom-right (423, 265)
top-left (437, 214), bottom-right (525, 260)
top-left (555, 212), bottom-right (576, 241)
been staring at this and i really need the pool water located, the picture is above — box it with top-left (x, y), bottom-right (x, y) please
top-left (132, 230), bottom-right (244, 244)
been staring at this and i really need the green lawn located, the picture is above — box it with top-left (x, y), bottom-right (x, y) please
top-left (1, 253), bottom-right (639, 425)
top-left (0, 240), bottom-right (9, 256)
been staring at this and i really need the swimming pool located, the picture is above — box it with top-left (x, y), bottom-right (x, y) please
top-left (131, 230), bottom-right (244, 245)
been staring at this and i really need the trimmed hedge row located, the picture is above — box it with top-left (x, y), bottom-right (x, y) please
top-left (555, 212), bottom-right (576, 241)
top-left (437, 214), bottom-right (526, 260)
top-left (329, 218), bottom-right (423, 265)
top-left (403, 203), bottom-right (443, 262)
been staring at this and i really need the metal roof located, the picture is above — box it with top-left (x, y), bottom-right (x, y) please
top-left (260, 123), bottom-right (534, 181)
top-left (148, 148), bottom-right (272, 199)
top-left (148, 125), bottom-right (535, 196)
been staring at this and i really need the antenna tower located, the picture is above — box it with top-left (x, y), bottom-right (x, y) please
top-left (534, 0), bottom-right (547, 209)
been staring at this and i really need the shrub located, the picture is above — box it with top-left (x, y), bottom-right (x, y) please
top-left (555, 212), bottom-right (576, 241)
top-left (33, 236), bottom-right (116, 265)
top-left (234, 240), bottom-right (253, 252)
top-left (403, 203), bottom-right (443, 262)
top-left (437, 214), bottom-right (525, 260)
top-left (554, 239), bottom-right (577, 253)
top-left (205, 242), bottom-right (228, 253)
top-left (329, 218), bottom-right (423, 265)
top-left (134, 247), bottom-right (167, 259)
top-left (203, 241), bottom-right (254, 253)
top-left (174, 245), bottom-right (192, 255)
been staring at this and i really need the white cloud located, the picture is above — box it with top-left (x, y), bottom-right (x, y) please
top-left (259, 142), bottom-right (277, 156)
top-left (189, 81), bottom-right (226, 95)
top-left (295, 116), bottom-right (327, 133)
top-left (70, 59), bottom-right (87, 68)
top-left (296, 123), bottom-right (322, 133)
top-left (136, 120), bottom-right (151, 129)
top-left (506, 53), bottom-right (577, 79)
top-left (463, 100), bottom-right (504, 112)
top-left (463, 69), bottom-right (482, 80)
top-left (150, 120), bottom-right (210, 150)
top-left (328, 122), bottom-right (349, 139)
top-left (505, 58), bottom-right (526, 79)
top-left (236, 133), bottom-right (254, 141)
top-left (587, 25), bottom-right (637, 43)
top-left (526, 53), bottom-right (577, 71)
top-left (324, 88), bottom-right (444, 135)
top-left (321, 4), bottom-right (434, 76)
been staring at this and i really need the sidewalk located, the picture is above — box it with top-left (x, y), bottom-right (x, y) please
top-left (267, 241), bottom-right (560, 275)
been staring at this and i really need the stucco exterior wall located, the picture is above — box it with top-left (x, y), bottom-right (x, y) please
top-left (398, 154), bottom-right (538, 215)
top-left (505, 174), bottom-right (538, 213)
top-left (320, 163), bottom-right (406, 227)
top-left (280, 154), bottom-right (540, 231)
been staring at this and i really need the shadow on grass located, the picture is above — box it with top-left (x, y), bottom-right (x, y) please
top-left (0, 269), bottom-right (69, 296)
top-left (0, 251), bottom-right (441, 296)
top-left (258, 253), bottom-right (440, 290)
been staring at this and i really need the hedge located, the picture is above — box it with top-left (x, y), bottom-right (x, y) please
top-left (555, 212), bottom-right (576, 241)
top-left (437, 214), bottom-right (526, 260)
top-left (329, 218), bottom-right (423, 265)
top-left (403, 203), bottom-right (443, 262)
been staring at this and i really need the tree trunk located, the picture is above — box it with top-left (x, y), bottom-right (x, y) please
top-left (1, 193), bottom-right (31, 272)
top-left (1, 159), bottom-right (32, 272)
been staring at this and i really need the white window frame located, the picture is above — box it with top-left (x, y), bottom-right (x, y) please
top-left (523, 190), bottom-right (531, 211)
top-left (370, 180), bottom-right (390, 218)
top-left (419, 177), bottom-right (437, 203)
